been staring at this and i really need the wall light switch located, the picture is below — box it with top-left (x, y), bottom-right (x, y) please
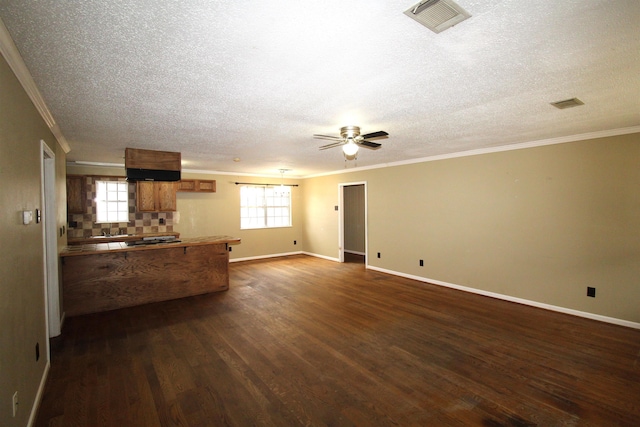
top-left (22, 210), bottom-right (33, 225)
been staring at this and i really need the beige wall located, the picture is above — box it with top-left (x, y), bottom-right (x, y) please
top-left (175, 173), bottom-right (304, 259)
top-left (301, 133), bottom-right (640, 323)
top-left (0, 54), bottom-right (67, 425)
top-left (64, 168), bottom-right (305, 260)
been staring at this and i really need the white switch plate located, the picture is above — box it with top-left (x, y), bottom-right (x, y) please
top-left (23, 210), bottom-right (33, 225)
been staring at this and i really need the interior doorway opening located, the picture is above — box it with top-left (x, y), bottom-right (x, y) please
top-left (338, 182), bottom-right (367, 265)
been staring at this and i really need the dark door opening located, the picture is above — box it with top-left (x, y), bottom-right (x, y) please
top-left (342, 184), bottom-right (365, 265)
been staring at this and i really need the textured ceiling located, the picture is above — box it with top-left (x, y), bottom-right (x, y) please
top-left (1, 0), bottom-right (639, 177)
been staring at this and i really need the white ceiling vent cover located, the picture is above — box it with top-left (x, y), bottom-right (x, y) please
top-left (404, 0), bottom-right (471, 33)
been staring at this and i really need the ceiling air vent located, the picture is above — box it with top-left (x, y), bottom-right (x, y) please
top-left (404, 0), bottom-right (471, 33)
top-left (550, 98), bottom-right (585, 109)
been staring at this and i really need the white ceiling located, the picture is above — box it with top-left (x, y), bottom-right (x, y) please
top-left (1, 0), bottom-right (639, 177)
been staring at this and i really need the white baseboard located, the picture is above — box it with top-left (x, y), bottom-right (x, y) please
top-left (230, 251), bottom-right (640, 329)
top-left (366, 265), bottom-right (640, 330)
top-left (230, 251), bottom-right (342, 263)
top-left (344, 250), bottom-right (366, 256)
top-left (27, 361), bottom-right (50, 427)
top-left (302, 252), bottom-right (340, 262)
top-left (230, 251), bottom-right (305, 263)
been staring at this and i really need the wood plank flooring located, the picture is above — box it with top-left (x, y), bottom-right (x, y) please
top-left (37, 255), bottom-right (640, 426)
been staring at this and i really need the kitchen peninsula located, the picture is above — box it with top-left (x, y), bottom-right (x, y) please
top-left (61, 235), bottom-right (240, 317)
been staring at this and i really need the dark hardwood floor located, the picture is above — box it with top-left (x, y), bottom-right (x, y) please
top-left (37, 255), bottom-right (640, 426)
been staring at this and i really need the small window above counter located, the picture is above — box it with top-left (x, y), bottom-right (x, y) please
top-left (178, 179), bottom-right (216, 193)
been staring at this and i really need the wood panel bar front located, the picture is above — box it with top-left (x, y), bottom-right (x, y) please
top-left (62, 241), bottom-right (232, 317)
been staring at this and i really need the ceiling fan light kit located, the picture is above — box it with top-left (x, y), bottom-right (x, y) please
top-left (342, 140), bottom-right (359, 156)
top-left (314, 125), bottom-right (389, 161)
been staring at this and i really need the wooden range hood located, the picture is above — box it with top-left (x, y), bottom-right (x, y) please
top-left (125, 148), bottom-right (181, 181)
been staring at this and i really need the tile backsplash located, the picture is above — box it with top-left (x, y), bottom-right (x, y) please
top-left (67, 176), bottom-right (174, 238)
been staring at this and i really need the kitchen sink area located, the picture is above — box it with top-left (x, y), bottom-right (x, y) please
top-left (125, 236), bottom-right (181, 246)
top-left (67, 232), bottom-right (180, 245)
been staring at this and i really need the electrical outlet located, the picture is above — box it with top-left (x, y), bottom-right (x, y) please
top-left (294, 240), bottom-right (297, 245)
top-left (377, 252), bottom-right (381, 258)
top-left (12, 391), bottom-right (18, 417)
top-left (419, 259), bottom-right (424, 267)
top-left (587, 287), bottom-right (596, 297)
top-left (228, 246), bottom-right (232, 252)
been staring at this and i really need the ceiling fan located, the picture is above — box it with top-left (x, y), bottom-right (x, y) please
top-left (314, 126), bottom-right (388, 158)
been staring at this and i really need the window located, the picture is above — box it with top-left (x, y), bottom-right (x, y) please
top-left (95, 180), bottom-right (129, 223)
top-left (240, 185), bottom-right (291, 229)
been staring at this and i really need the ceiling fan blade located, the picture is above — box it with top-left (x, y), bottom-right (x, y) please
top-left (359, 140), bottom-right (382, 149)
top-left (319, 141), bottom-right (345, 150)
top-left (360, 130), bottom-right (388, 140)
top-left (313, 134), bottom-right (342, 141)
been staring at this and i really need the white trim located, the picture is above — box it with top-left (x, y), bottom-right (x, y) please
top-left (231, 251), bottom-right (338, 264)
top-left (71, 161), bottom-right (124, 168)
top-left (64, 126), bottom-right (640, 180)
top-left (27, 361), bottom-right (50, 427)
top-left (0, 18), bottom-right (70, 153)
top-left (344, 250), bottom-right (366, 256)
top-left (41, 141), bottom-right (61, 338)
top-left (230, 251), bottom-right (305, 263)
top-left (183, 169), bottom-right (304, 179)
top-left (229, 251), bottom-right (640, 328)
top-left (366, 264), bottom-right (640, 330)
top-left (302, 251), bottom-right (340, 263)
top-left (304, 125), bottom-right (640, 179)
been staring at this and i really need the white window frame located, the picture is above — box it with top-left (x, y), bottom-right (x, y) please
top-left (240, 185), bottom-right (292, 229)
top-left (95, 180), bottom-right (129, 223)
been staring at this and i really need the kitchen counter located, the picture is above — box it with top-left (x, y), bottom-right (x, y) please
top-left (67, 231), bottom-right (180, 245)
top-left (62, 235), bottom-right (240, 256)
top-left (61, 235), bottom-right (241, 317)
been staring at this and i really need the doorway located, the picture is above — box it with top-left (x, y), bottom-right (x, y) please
top-left (41, 141), bottom-right (61, 340)
top-left (338, 182), bottom-right (367, 265)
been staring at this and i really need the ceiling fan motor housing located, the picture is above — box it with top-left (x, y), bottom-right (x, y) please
top-left (340, 126), bottom-right (361, 139)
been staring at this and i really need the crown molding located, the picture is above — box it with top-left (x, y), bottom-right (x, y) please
top-left (304, 125), bottom-right (640, 179)
top-left (66, 161), bottom-right (304, 179)
top-left (0, 17), bottom-right (71, 153)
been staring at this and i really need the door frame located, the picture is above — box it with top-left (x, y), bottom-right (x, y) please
top-left (41, 140), bottom-right (61, 342)
top-left (338, 181), bottom-right (367, 264)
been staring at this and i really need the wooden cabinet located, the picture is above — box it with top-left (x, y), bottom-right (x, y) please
top-left (136, 181), bottom-right (177, 212)
top-left (66, 175), bottom-right (86, 214)
top-left (125, 148), bottom-right (181, 171)
top-left (178, 179), bottom-right (216, 193)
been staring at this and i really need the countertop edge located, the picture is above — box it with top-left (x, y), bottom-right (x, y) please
top-left (61, 236), bottom-right (241, 257)
top-left (67, 232), bottom-right (180, 245)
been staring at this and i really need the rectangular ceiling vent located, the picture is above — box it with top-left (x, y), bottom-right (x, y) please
top-left (404, 0), bottom-right (471, 33)
top-left (550, 98), bottom-right (585, 109)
